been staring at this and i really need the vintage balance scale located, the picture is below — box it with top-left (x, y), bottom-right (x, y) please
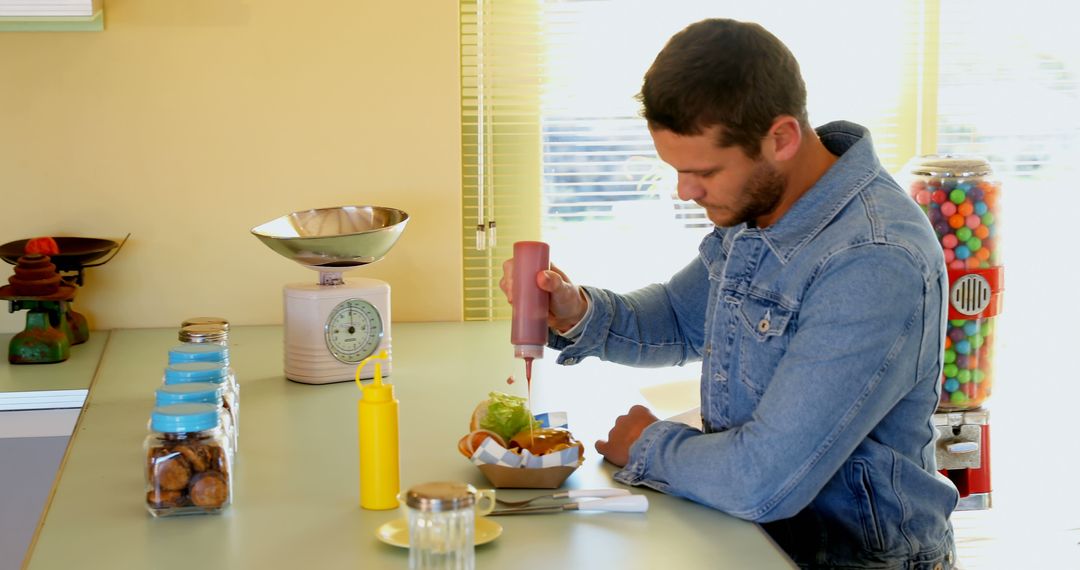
top-left (252, 206), bottom-right (409, 384)
top-left (0, 236), bottom-right (124, 364)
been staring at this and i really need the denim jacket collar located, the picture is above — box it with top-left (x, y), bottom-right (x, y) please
top-left (712, 121), bottom-right (883, 265)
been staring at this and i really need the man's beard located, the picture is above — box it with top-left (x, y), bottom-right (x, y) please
top-left (707, 160), bottom-right (786, 228)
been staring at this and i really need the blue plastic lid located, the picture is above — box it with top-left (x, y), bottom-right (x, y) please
top-left (150, 403), bottom-right (220, 433)
top-left (168, 343), bottom-right (229, 365)
top-left (164, 362), bottom-right (228, 385)
top-left (155, 382), bottom-right (224, 406)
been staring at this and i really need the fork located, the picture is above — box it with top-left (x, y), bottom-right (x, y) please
top-left (494, 488), bottom-right (631, 508)
top-left (490, 494), bottom-right (648, 516)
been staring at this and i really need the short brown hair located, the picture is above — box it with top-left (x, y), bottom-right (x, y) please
top-left (638, 19), bottom-right (809, 158)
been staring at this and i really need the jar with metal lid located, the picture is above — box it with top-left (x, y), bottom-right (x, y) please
top-left (164, 362), bottom-right (239, 442)
top-left (181, 316), bottom-right (229, 332)
top-left (144, 403), bottom-right (232, 517)
top-left (904, 155), bottom-right (1004, 411)
top-left (404, 482), bottom-right (496, 570)
top-left (155, 382), bottom-right (236, 456)
top-left (179, 324), bottom-right (228, 345)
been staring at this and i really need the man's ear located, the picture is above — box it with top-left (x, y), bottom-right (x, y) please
top-left (764, 116), bottom-right (802, 162)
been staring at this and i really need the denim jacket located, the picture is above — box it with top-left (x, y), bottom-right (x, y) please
top-left (550, 122), bottom-right (959, 569)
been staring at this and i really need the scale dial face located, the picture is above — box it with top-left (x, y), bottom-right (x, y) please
top-left (324, 298), bottom-right (383, 364)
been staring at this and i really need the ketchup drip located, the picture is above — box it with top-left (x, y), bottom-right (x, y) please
top-left (524, 356), bottom-right (534, 439)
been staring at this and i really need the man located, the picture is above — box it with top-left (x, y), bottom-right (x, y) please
top-left (500, 19), bottom-right (958, 569)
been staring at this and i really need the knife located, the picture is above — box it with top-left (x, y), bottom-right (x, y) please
top-left (488, 494), bottom-right (649, 516)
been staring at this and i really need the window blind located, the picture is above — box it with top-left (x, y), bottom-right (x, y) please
top-left (460, 0), bottom-right (544, 320)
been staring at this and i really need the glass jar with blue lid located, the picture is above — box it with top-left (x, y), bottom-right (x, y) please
top-left (155, 382), bottom-right (236, 455)
top-left (164, 362), bottom-right (239, 440)
top-left (168, 342), bottom-right (230, 365)
top-left (145, 403), bottom-right (232, 517)
top-left (168, 343), bottom-right (238, 408)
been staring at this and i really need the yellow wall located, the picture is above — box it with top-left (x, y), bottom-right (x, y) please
top-left (0, 0), bottom-right (463, 333)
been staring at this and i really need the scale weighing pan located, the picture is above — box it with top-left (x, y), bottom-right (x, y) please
top-left (0, 236), bottom-right (126, 272)
top-left (251, 206), bottom-right (408, 270)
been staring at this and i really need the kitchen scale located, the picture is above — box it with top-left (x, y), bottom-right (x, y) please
top-left (0, 236), bottom-right (125, 364)
top-left (252, 206), bottom-right (409, 384)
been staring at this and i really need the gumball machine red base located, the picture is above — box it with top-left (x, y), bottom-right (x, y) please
top-left (906, 155), bottom-right (1003, 511)
top-left (934, 409), bottom-right (992, 510)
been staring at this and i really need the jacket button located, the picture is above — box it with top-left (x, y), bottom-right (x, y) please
top-left (563, 357), bottom-right (576, 365)
top-left (757, 319), bottom-right (770, 333)
top-left (933, 563), bottom-right (943, 570)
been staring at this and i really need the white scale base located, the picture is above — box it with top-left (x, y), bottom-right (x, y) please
top-left (283, 277), bottom-right (392, 384)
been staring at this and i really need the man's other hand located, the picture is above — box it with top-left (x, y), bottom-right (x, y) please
top-left (595, 405), bottom-right (659, 467)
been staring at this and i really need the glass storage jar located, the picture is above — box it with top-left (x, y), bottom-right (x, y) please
top-left (904, 155), bottom-right (1003, 411)
top-left (180, 317), bottom-right (229, 344)
top-left (179, 324), bottom-right (228, 345)
top-left (164, 362), bottom-right (239, 440)
top-left (168, 342), bottom-right (230, 366)
top-left (155, 382), bottom-right (236, 456)
top-left (168, 344), bottom-right (238, 412)
top-left (144, 403), bottom-right (232, 517)
top-left (404, 482), bottom-right (495, 570)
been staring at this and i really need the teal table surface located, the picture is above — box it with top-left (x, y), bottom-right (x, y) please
top-left (25, 323), bottom-right (793, 569)
top-left (0, 331), bottom-right (109, 410)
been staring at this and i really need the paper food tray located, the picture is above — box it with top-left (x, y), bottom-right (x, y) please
top-left (477, 464), bottom-right (578, 489)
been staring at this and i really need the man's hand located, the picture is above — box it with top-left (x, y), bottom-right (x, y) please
top-left (595, 405), bottom-right (659, 467)
top-left (499, 259), bottom-right (588, 333)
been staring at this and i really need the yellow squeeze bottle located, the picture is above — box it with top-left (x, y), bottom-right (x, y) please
top-left (356, 351), bottom-right (399, 510)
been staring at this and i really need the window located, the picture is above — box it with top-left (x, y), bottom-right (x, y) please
top-left (461, 0), bottom-right (1080, 324)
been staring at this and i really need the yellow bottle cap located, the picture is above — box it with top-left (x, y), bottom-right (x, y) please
top-left (356, 350), bottom-right (393, 402)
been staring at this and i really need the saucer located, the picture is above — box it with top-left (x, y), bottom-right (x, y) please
top-left (375, 517), bottom-right (503, 548)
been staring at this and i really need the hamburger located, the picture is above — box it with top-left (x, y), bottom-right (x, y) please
top-left (457, 392), bottom-right (584, 461)
top-left (509, 427), bottom-right (585, 460)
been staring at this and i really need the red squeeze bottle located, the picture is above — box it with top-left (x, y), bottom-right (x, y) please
top-left (510, 241), bottom-right (550, 382)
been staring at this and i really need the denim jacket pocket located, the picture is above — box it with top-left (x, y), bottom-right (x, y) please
top-left (848, 459), bottom-right (886, 552)
top-left (736, 294), bottom-right (793, 397)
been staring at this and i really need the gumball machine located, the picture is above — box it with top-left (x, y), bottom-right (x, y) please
top-left (906, 155), bottom-right (1002, 510)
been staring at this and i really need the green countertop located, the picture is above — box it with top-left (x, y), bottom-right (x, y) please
top-left (0, 331), bottom-right (108, 410)
top-left (25, 323), bottom-right (793, 569)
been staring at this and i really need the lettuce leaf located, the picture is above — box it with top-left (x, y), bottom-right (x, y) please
top-left (479, 392), bottom-right (540, 442)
